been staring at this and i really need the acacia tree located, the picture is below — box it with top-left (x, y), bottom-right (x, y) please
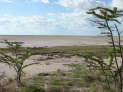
top-left (86, 7), bottom-right (123, 92)
top-left (0, 40), bottom-right (38, 87)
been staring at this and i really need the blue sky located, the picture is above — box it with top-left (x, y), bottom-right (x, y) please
top-left (0, 0), bottom-right (122, 35)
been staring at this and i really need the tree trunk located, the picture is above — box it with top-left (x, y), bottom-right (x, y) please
top-left (16, 70), bottom-right (23, 87)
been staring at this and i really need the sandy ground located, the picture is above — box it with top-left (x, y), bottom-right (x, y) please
top-left (0, 35), bottom-right (122, 79)
top-left (0, 55), bottom-right (84, 78)
top-left (0, 35), bottom-right (112, 47)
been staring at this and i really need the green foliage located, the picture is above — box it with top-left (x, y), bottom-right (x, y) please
top-left (87, 6), bottom-right (123, 92)
top-left (50, 80), bottom-right (63, 86)
top-left (71, 71), bottom-right (83, 78)
top-left (32, 75), bottom-right (45, 88)
top-left (87, 7), bottom-right (123, 23)
top-left (21, 85), bottom-right (43, 92)
top-left (0, 45), bottom-right (111, 58)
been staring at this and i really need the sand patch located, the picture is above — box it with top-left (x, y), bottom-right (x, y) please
top-left (0, 55), bottom-right (84, 78)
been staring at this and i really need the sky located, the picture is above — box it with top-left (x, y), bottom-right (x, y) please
top-left (0, 0), bottom-right (122, 35)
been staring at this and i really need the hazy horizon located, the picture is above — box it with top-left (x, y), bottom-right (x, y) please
top-left (0, 35), bottom-right (118, 47)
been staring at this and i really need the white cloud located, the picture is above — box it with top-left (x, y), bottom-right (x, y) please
top-left (50, 0), bottom-right (106, 35)
top-left (56, 0), bottom-right (105, 11)
top-left (0, 16), bottom-right (66, 35)
top-left (0, 14), bottom-right (100, 35)
top-left (0, 0), bottom-right (102, 35)
top-left (55, 0), bottom-right (123, 36)
top-left (0, 0), bottom-right (15, 3)
top-left (111, 0), bottom-right (123, 33)
top-left (0, 0), bottom-right (117, 35)
top-left (112, 0), bottom-right (123, 9)
top-left (33, 0), bottom-right (49, 3)
top-left (48, 11), bottom-right (99, 35)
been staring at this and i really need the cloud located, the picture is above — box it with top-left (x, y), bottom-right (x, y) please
top-left (56, 0), bottom-right (105, 11)
top-left (0, 14), bottom-right (100, 35)
top-left (0, 0), bottom-right (104, 35)
top-left (48, 10), bottom-right (100, 35)
top-left (0, 0), bottom-right (119, 35)
top-left (33, 0), bottom-right (49, 4)
top-left (0, 16), bottom-right (67, 35)
top-left (49, 0), bottom-right (107, 35)
top-left (55, 0), bottom-right (123, 36)
top-left (111, 0), bottom-right (123, 35)
top-left (0, 0), bottom-right (15, 3)
top-left (112, 0), bottom-right (123, 9)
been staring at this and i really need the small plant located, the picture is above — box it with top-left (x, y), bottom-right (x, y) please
top-left (0, 40), bottom-right (39, 87)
